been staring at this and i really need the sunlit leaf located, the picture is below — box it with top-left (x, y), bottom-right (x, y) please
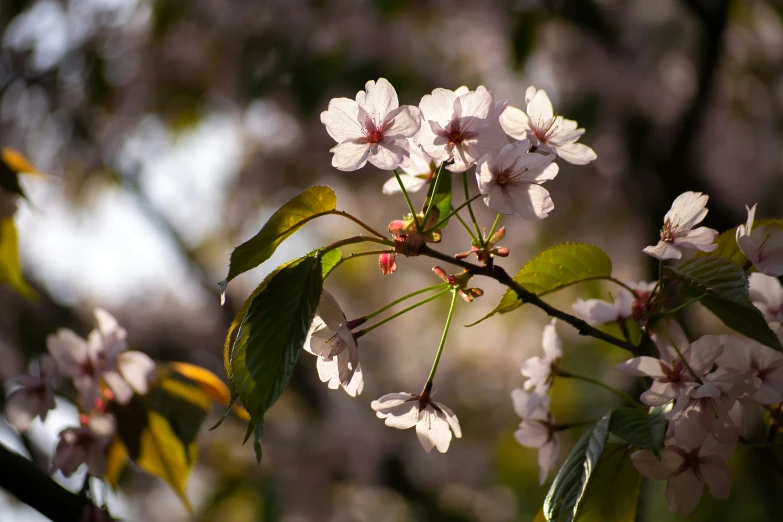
top-left (169, 361), bottom-right (249, 421)
top-left (104, 438), bottom-right (128, 489)
top-left (665, 257), bottom-right (782, 350)
top-left (320, 248), bottom-right (343, 279)
top-left (472, 243), bottom-right (612, 325)
top-left (0, 218), bottom-right (36, 300)
top-left (544, 415), bottom-right (610, 522)
top-left (220, 186), bottom-right (336, 295)
top-left (608, 407), bottom-right (665, 457)
top-left (573, 445), bottom-right (641, 522)
top-left (230, 255), bottom-right (323, 462)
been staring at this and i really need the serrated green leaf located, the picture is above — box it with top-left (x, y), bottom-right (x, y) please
top-left (609, 407), bottom-right (665, 456)
top-left (230, 255), bottom-right (323, 458)
top-left (544, 415), bottom-right (610, 522)
top-left (320, 248), bottom-right (342, 278)
top-left (473, 243), bottom-right (612, 325)
top-left (0, 218), bottom-right (36, 300)
top-left (220, 186), bottom-right (336, 292)
top-left (696, 219), bottom-right (783, 267)
top-left (421, 166), bottom-right (451, 229)
top-left (573, 445), bottom-right (641, 522)
top-left (665, 257), bottom-right (782, 350)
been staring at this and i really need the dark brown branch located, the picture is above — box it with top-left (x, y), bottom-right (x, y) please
top-left (419, 246), bottom-right (638, 353)
top-left (0, 442), bottom-right (109, 521)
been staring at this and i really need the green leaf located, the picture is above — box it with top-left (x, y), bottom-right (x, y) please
top-left (0, 218), bottom-right (36, 300)
top-left (220, 186), bottom-right (336, 293)
top-left (544, 415), bottom-right (610, 522)
top-left (421, 166), bottom-right (451, 229)
top-left (609, 407), bottom-right (665, 456)
top-left (473, 243), bottom-right (612, 325)
top-left (665, 257), bottom-right (782, 350)
top-left (320, 248), bottom-right (343, 278)
top-left (573, 445), bottom-right (641, 522)
top-left (229, 255), bottom-right (323, 459)
top-left (696, 219), bottom-right (783, 267)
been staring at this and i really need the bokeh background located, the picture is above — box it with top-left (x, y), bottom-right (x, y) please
top-left (1, 0), bottom-right (782, 520)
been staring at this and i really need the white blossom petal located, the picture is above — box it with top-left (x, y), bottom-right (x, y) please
top-left (553, 142), bottom-right (597, 165)
top-left (616, 356), bottom-right (666, 378)
top-left (665, 470), bottom-right (703, 516)
top-left (117, 351), bottom-right (155, 396)
top-left (329, 140), bottom-right (370, 171)
top-left (320, 98), bottom-right (361, 142)
top-left (631, 448), bottom-right (682, 480)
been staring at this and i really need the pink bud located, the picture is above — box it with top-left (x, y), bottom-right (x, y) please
top-left (379, 253), bottom-right (398, 275)
top-left (432, 266), bottom-right (450, 282)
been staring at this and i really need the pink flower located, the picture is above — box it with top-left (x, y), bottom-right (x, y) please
top-left (499, 86), bottom-right (596, 165)
top-left (475, 140), bottom-right (559, 219)
top-left (736, 203), bottom-right (783, 277)
top-left (510, 389), bottom-right (559, 484)
top-left (749, 272), bottom-right (783, 324)
top-left (716, 335), bottom-right (783, 404)
top-left (382, 140), bottom-right (439, 195)
top-left (47, 309), bottom-right (155, 410)
top-left (52, 414), bottom-right (115, 478)
top-left (519, 320), bottom-right (561, 414)
top-left (415, 86), bottom-right (508, 173)
top-left (321, 78), bottom-right (422, 171)
top-left (371, 391), bottom-right (462, 453)
top-left (4, 355), bottom-right (57, 432)
top-left (632, 441), bottom-right (732, 516)
top-left (643, 192), bottom-right (718, 260)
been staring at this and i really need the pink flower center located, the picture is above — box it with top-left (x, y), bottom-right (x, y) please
top-left (661, 360), bottom-right (686, 383)
top-left (362, 116), bottom-right (389, 145)
top-left (444, 118), bottom-right (478, 147)
top-left (532, 117), bottom-right (559, 144)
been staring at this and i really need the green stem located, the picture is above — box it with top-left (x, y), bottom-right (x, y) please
top-left (487, 214), bottom-right (502, 241)
top-left (360, 284), bottom-right (449, 322)
top-left (421, 162), bottom-right (445, 226)
top-left (604, 277), bottom-right (636, 294)
top-left (452, 206), bottom-right (478, 242)
top-left (322, 235), bottom-right (393, 253)
top-left (329, 210), bottom-right (387, 238)
top-left (462, 171), bottom-right (483, 245)
top-left (425, 289), bottom-right (459, 386)
top-left (354, 288), bottom-right (451, 338)
top-left (393, 169), bottom-right (421, 231)
top-left (558, 369), bottom-right (644, 409)
top-left (429, 194), bottom-right (482, 232)
top-left (325, 249), bottom-right (393, 279)
top-left (654, 294), bottom-right (707, 319)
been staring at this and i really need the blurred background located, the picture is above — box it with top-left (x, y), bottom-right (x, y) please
top-left (1, 0), bottom-right (782, 520)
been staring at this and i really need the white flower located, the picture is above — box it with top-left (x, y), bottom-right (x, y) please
top-left (632, 441), bottom-right (732, 516)
top-left (47, 308), bottom-right (155, 410)
top-left (736, 204), bottom-right (783, 277)
top-left (572, 288), bottom-right (635, 325)
top-left (643, 191), bottom-right (718, 260)
top-left (320, 78), bottom-right (422, 171)
top-left (499, 86), bottom-right (596, 165)
top-left (4, 355), bottom-right (57, 432)
top-left (382, 140), bottom-right (440, 195)
top-left (52, 414), bottom-right (115, 478)
top-left (511, 388), bottom-right (560, 484)
top-left (616, 324), bottom-right (722, 406)
top-left (475, 140), bottom-right (559, 218)
top-left (519, 319), bottom-right (561, 414)
top-left (716, 335), bottom-right (783, 404)
top-left (749, 272), bottom-right (783, 324)
top-left (304, 290), bottom-right (363, 396)
top-left (371, 392), bottom-right (462, 453)
top-left (414, 85), bottom-right (509, 173)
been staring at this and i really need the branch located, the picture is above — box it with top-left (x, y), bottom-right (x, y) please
top-left (0, 443), bottom-right (110, 521)
top-left (419, 246), bottom-right (638, 353)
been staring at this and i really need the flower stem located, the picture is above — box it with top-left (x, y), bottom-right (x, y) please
top-left (393, 169), bottom-right (421, 231)
top-left (487, 213), bottom-right (502, 241)
top-left (329, 210), bottom-right (387, 238)
top-left (354, 288), bottom-right (451, 338)
top-left (429, 194), bottom-right (482, 232)
top-left (421, 162), bottom-right (445, 226)
top-left (451, 206), bottom-right (479, 242)
top-left (322, 235), bottom-right (393, 253)
top-left (359, 284), bottom-right (449, 322)
top-left (558, 369), bottom-right (644, 409)
top-left (425, 289), bottom-right (459, 387)
top-left (462, 171), bottom-right (483, 246)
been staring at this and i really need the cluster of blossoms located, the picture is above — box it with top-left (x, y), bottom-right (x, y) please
top-left (4, 309), bottom-right (154, 478)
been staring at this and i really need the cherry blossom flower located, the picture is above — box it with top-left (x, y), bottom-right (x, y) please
top-left (643, 191), bottom-right (718, 260)
top-left (371, 391), bottom-right (462, 453)
top-left (511, 388), bottom-right (559, 484)
top-left (414, 85), bottom-right (508, 173)
top-left (749, 272), bottom-right (783, 324)
top-left (47, 309), bottom-right (155, 410)
top-left (616, 324), bottom-right (722, 406)
top-left (518, 320), bottom-right (561, 414)
top-left (499, 86), bottom-right (596, 165)
top-left (629, 281), bottom-right (657, 320)
top-left (475, 140), bottom-right (559, 218)
top-left (736, 204), bottom-right (783, 277)
top-left (320, 78), bottom-right (422, 171)
top-left (632, 441), bottom-right (732, 516)
top-left (52, 414), bottom-right (115, 478)
top-left (572, 288), bottom-right (634, 325)
top-left (4, 355), bottom-right (57, 432)
top-left (716, 335), bottom-right (783, 404)
top-left (304, 290), bottom-right (363, 396)
top-left (382, 140), bottom-right (439, 195)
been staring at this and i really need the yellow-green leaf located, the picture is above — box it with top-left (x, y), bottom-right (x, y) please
top-left (220, 186), bottom-right (337, 294)
top-left (104, 438), bottom-right (128, 489)
top-left (573, 445), bottom-right (641, 522)
top-left (0, 218), bottom-right (36, 300)
top-left (696, 219), bottom-right (783, 267)
top-left (170, 361), bottom-right (249, 421)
